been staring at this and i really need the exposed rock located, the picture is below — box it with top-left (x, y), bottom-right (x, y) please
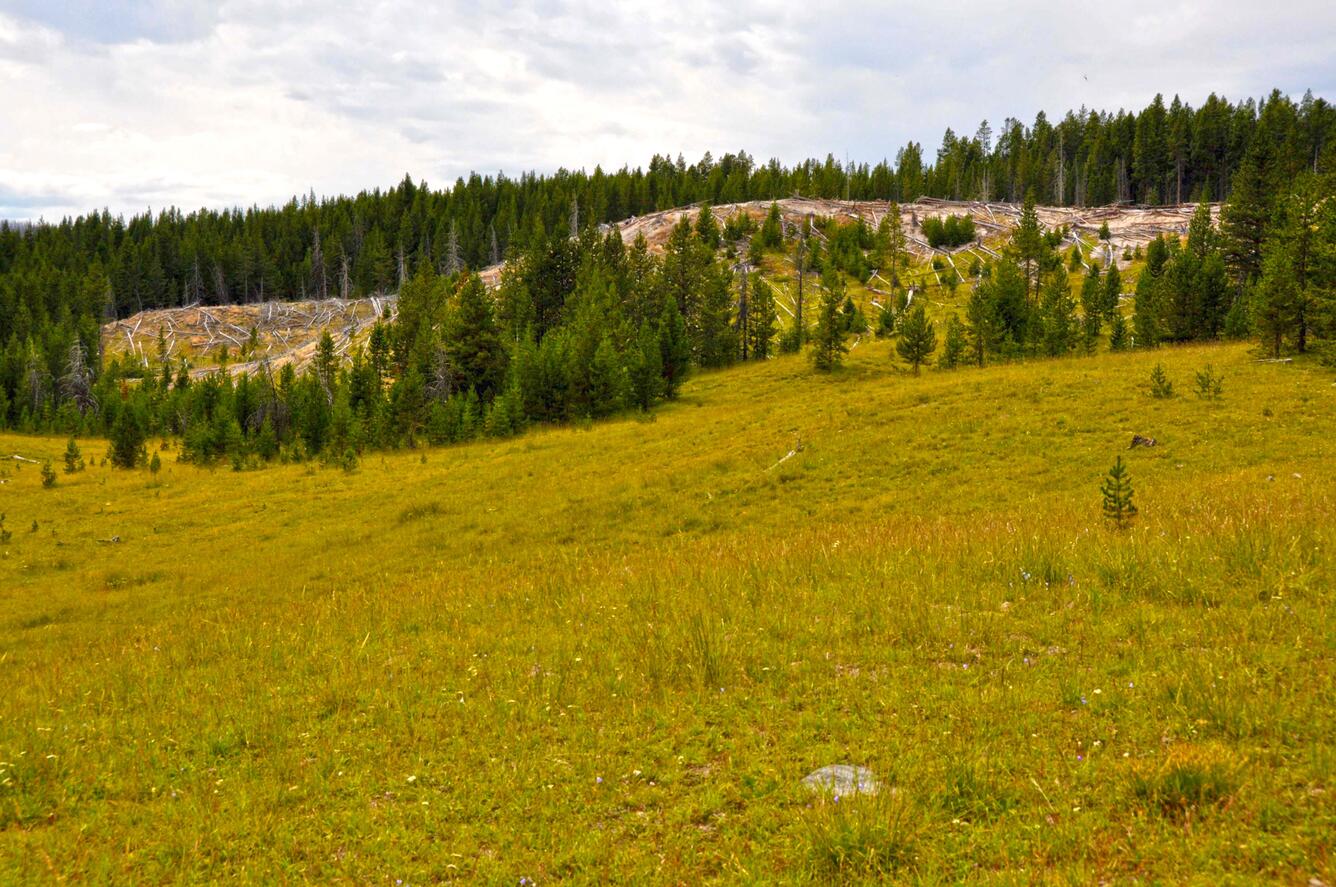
top-left (802, 764), bottom-right (880, 797)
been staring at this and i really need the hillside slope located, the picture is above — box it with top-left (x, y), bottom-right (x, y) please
top-left (1, 340), bottom-right (1333, 882)
top-left (98, 199), bottom-right (1207, 376)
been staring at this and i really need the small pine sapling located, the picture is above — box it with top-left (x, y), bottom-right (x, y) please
top-left (63, 438), bottom-right (84, 473)
top-left (1149, 363), bottom-right (1174, 398)
top-left (0, 513), bottom-right (9, 544)
top-left (149, 451), bottom-right (162, 478)
top-left (1194, 364), bottom-right (1223, 399)
top-left (1101, 456), bottom-right (1138, 529)
top-left (41, 460), bottom-right (57, 488)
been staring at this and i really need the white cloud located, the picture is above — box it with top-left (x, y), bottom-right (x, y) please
top-left (0, 0), bottom-right (1332, 219)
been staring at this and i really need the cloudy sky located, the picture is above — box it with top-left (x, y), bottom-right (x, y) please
top-left (1, 0), bottom-right (1333, 220)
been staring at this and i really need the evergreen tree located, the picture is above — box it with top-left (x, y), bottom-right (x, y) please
top-left (1100, 456), bottom-right (1138, 529)
top-left (657, 296), bottom-right (691, 398)
top-left (809, 280), bottom-right (848, 372)
top-left (939, 314), bottom-right (966, 369)
top-left (965, 280), bottom-right (1002, 366)
top-left (1013, 190), bottom-right (1044, 300)
top-left (1108, 311), bottom-right (1130, 351)
top-left (1221, 148), bottom-right (1270, 285)
top-left (747, 274), bottom-right (778, 359)
top-left (1149, 363), bottom-right (1174, 398)
top-left (41, 460), bottom-right (57, 488)
top-left (63, 438), bottom-right (84, 473)
top-left (109, 404), bottom-right (145, 469)
top-left (896, 303), bottom-right (938, 374)
top-left (628, 322), bottom-right (665, 410)
top-left (1253, 242), bottom-right (1301, 357)
top-left (1102, 263), bottom-right (1122, 319)
top-left (695, 204), bottom-right (721, 250)
top-left (1039, 270), bottom-right (1076, 356)
top-left (444, 274), bottom-right (507, 399)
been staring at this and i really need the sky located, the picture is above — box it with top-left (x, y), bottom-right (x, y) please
top-left (1, 0), bottom-right (1333, 221)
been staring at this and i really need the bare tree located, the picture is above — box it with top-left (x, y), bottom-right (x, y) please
top-left (445, 222), bottom-right (462, 276)
top-left (59, 343), bottom-right (97, 415)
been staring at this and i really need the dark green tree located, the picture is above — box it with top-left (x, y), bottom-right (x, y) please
top-left (896, 302), bottom-right (938, 374)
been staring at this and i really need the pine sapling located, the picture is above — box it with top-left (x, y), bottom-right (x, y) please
top-left (41, 460), bottom-right (57, 489)
top-left (1149, 363), bottom-right (1174, 398)
top-left (1194, 364), bottom-right (1223, 399)
top-left (64, 438), bottom-right (84, 473)
top-left (1101, 456), bottom-right (1138, 529)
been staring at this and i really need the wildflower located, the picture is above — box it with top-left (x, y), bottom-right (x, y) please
top-left (406, 775), bottom-right (417, 784)
top-left (1080, 696), bottom-right (1088, 705)
top-left (595, 776), bottom-right (602, 784)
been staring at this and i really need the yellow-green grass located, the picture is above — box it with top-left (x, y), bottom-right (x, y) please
top-left (2, 341), bottom-right (1333, 883)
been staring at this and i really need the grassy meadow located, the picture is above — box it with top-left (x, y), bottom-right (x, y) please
top-left (1, 339), bottom-right (1333, 883)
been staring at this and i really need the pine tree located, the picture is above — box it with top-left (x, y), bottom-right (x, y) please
top-left (695, 204), bottom-right (721, 250)
top-left (895, 302), bottom-right (937, 374)
top-left (1102, 263), bottom-right (1122, 319)
top-left (965, 280), bottom-right (1002, 366)
top-left (939, 314), bottom-right (966, 369)
top-left (747, 274), bottom-right (778, 359)
top-left (1149, 363), bottom-right (1174, 398)
top-left (1253, 243), bottom-right (1301, 358)
top-left (149, 450), bottom-right (162, 477)
top-left (1040, 270), bottom-right (1076, 356)
top-left (809, 281), bottom-right (848, 372)
top-left (657, 295), bottom-right (691, 398)
top-left (1013, 189), bottom-right (1044, 300)
top-left (1221, 149), bottom-right (1270, 286)
top-left (1100, 456), bottom-right (1138, 529)
top-left (628, 322), bottom-right (665, 410)
top-left (1133, 268), bottom-right (1162, 348)
top-left (444, 274), bottom-right (507, 399)
top-left (1108, 311), bottom-right (1130, 351)
top-left (109, 405), bottom-right (145, 469)
top-left (63, 437), bottom-right (84, 473)
top-left (41, 459), bottom-right (56, 488)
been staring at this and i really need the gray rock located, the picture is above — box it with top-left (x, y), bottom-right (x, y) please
top-left (802, 764), bottom-right (880, 796)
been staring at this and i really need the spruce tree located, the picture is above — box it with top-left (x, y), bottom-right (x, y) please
top-left (41, 460), bottom-right (56, 488)
top-left (896, 302), bottom-right (938, 374)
